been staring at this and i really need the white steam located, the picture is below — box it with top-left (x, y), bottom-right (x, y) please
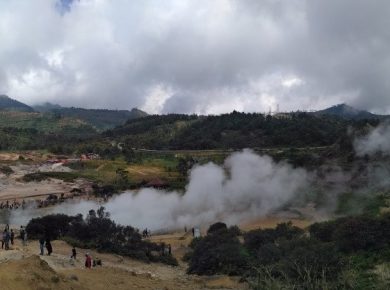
top-left (354, 123), bottom-right (390, 156)
top-left (9, 150), bottom-right (308, 230)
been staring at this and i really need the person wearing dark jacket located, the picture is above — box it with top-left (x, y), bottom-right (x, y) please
top-left (71, 247), bottom-right (77, 260)
top-left (45, 238), bottom-right (52, 256)
top-left (10, 229), bottom-right (14, 245)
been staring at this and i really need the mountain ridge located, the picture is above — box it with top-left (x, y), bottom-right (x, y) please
top-left (312, 103), bottom-right (384, 120)
top-left (0, 95), bottom-right (34, 112)
top-left (0, 95), bottom-right (148, 130)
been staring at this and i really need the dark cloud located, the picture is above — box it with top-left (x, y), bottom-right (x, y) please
top-left (0, 0), bottom-right (389, 113)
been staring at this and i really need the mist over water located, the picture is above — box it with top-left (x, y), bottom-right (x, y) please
top-left (8, 150), bottom-right (309, 230)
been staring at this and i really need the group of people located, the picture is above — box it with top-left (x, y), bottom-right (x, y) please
top-left (39, 237), bottom-right (53, 256)
top-left (0, 200), bottom-right (26, 210)
top-left (84, 252), bottom-right (102, 268)
top-left (0, 223), bottom-right (104, 270)
top-left (1, 226), bottom-right (14, 250)
top-left (160, 242), bottom-right (172, 256)
top-left (0, 193), bottom-right (82, 212)
top-left (0, 225), bottom-right (27, 250)
top-left (142, 228), bottom-right (151, 238)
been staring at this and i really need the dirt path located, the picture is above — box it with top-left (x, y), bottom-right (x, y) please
top-left (0, 236), bottom-right (248, 290)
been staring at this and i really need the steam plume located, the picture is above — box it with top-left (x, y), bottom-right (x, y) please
top-left (354, 122), bottom-right (390, 156)
top-left (10, 150), bottom-right (308, 230)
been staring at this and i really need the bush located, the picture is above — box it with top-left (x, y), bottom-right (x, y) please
top-left (187, 224), bottom-right (248, 275)
top-left (22, 172), bottom-right (79, 182)
top-left (207, 222), bottom-right (227, 234)
top-left (244, 222), bottom-right (304, 253)
top-left (26, 214), bottom-right (77, 239)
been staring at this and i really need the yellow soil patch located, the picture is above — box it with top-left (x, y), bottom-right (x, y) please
top-left (241, 216), bottom-right (312, 231)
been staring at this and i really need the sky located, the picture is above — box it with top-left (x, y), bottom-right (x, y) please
top-left (0, 0), bottom-right (389, 114)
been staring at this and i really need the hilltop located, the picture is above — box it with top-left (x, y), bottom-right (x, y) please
top-left (0, 95), bottom-right (34, 112)
top-left (313, 103), bottom-right (384, 120)
top-left (51, 107), bottom-right (147, 131)
top-left (34, 103), bottom-right (148, 130)
top-left (0, 95), bottom-right (148, 131)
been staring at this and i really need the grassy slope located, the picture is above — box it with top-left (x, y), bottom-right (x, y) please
top-left (0, 111), bottom-right (95, 134)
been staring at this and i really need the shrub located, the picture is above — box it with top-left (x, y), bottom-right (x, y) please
top-left (207, 222), bottom-right (227, 234)
top-left (188, 224), bottom-right (248, 275)
top-left (244, 222), bottom-right (304, 253)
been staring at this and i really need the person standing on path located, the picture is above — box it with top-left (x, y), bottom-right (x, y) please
top-left (20, 226), bottom-right (27, 246)
top-left (71, 247), bottom-right (77, 260)
top-left (1, 230), bottom-right (5, 249)
top-left (4, 230), bottom-right (10, 250)
top-left (85, 253), bottom-right (92, 268)
top-left (45, 238), bottom-right (52, 256)
top-left (39, 237), bottom-right (45, 255)
top-left (10, 229), bottom-right (14, 245)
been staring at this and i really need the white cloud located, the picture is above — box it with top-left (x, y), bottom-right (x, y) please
top-left (0, 0), bottom-right (389, 113)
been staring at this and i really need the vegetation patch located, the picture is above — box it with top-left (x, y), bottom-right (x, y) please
top-left (26, 208), bottom-right (178, 266)
top-left (186, 216), bottom-right (390, 289)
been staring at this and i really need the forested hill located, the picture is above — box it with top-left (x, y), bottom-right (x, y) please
top-left (105, 111), bottom-right (372, 150)
top-left (34, 105), bottom-right (148, 130)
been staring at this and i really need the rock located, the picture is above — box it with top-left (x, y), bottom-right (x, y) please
top-left (69, 274), bottom-right (79, 281)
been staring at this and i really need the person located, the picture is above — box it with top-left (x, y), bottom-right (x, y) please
top-left (39, 237), bottom-right (45, 255)
top-left (1, 230), bottom-right (6, 249)
top-left (45, 238), bottom-right (52, 256)
top-left (23, 229), bottom-right (28, 246)
top-left (20, 226), bottom-right (27, 246)
top-left (10, 229), bottom-right (14, 245)
top-left (168, 244), bottom-right (172, 255)
top-left (4, 230), bottom-right (10, 250)
top-left (85, 253), bottom-right (92, 269)
top-left (192, 227), bottom-right (195, 237)
top-left (160, 242), bottom-right (166, 256)
top-left (71, 247), bottom-right (77, 260)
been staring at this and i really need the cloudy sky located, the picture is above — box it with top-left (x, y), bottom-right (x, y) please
top-left (0, 0), bottom-right (389, 114)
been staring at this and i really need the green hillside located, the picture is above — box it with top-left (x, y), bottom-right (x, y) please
top-left (105, 111), bottom-right (357, 150)
top-left (0, 111), bottom-right (96, 134)
top-left (35, 104), bottom-right (148, 130)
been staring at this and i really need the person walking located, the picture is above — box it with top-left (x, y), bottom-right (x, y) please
top-left (1, 230), bottom-right (6, 249)
top-left (23, 229), bottom-right (28, 246)
top-left (4, 230), bottom-right (10, 250)
top-left (71, 247), bottom-right (77, 260)
top-left (45, 238), bottom-right (52, 256)
top-left (39, 237), bottom-right (45, 255)
top-left (10, 229), bottom-right (14, 245)
top-left (20, 226), bottom-right (27, 246)
top-left (20, 226), bottom-right (25, 242)
top-left (85, 253), bottom-right (92, 269)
